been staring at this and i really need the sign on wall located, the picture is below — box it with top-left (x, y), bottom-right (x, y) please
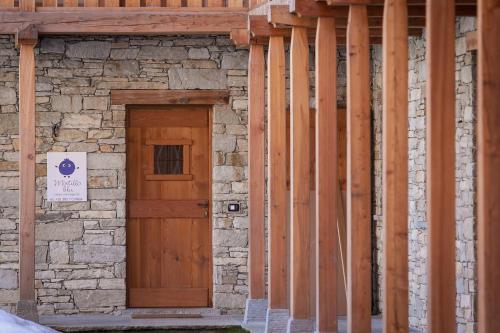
top-left (47, 152), bottom-right (87, 202)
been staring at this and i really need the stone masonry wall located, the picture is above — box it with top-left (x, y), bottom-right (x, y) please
top-left (372, 17), bottom-right (477, 332)
top-left (0, 35), bottom-right (249, 315)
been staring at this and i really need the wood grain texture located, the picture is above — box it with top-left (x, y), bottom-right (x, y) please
top-left (248, 43), bottom-right (266, 300)
top-left (0, 0), bottom-right (15, 8)
top-left (290, 26), bottom-right (311, 320)
top-left (315, 16), bottom-right (338, 333)
top-left (382, 0), bottom-right (409, 332)
top-left (477, 1), bottom-right (500, 332)
top-left (18, 42), bottom-right (36, 301)
top-left (0, 10), bottom-right (247, 35)
top-left (346, 5), bottom-right (371, 333)
top-left (19, 0), bottom-right (35, 11)
top-left (111, 89), bottom-right (229, 105)
top-left (426, 1), bottom-right (456, 332)
top-left (267, 36), bottom-right (288, 310)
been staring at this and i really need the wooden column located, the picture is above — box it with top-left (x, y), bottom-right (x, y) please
top-left (289, 26), bottom-right (312, 324)
top-left (477, 1), bottom-right (500, 332)
top-left (16, 24), bottom-right (38, 322)
top-left (248, 43), bottom-right (266, 300)
top-left (426, 1), bottom-right (456, 332)
top-left (346, 5), bottom-right (371, 333)
top-left (382, 0), bottom-right (409, 332)
top-left (267, 36), bottom-right (288, 310)
top-left (315, 16), bottom-right (338, 333)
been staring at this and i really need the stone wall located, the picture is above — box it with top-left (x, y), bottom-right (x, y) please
top-left (372, 17), bottom-right (477, 332)
top-left (0, 35), bottom-right (249, 315)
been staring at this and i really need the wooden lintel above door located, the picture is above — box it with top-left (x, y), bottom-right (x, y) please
top-left (111, 89), bottom-right (229, 106)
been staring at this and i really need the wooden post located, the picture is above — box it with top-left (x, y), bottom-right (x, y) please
top-left (382, 0), bottom-right (409, 332)
top-left (346, 5), bottom-right (371, 333)
top-left (477, 1), bottom-right (500, 332)
top-left (15, 25), bottom-right (38, 322)
top-left (247, 42), bottom-right (266, 310)
top-left (288, 26), bottom-right (313, 331)
top-left (426, 1), bottom-right (456, 332)
top-left (315, 16), bottom-right (338, 333)
top-left (267, 36), bottom-right (288, 310)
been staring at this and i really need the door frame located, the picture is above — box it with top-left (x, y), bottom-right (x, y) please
top-left (124, 104), bottom-right (214, 308)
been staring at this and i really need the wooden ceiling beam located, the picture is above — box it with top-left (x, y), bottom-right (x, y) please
top-left (289, 0), bottom-right (476, 17)
top-left (230, 28), bottom-right (250, 46)
top-left (0, 9), bottom-right (247, 35)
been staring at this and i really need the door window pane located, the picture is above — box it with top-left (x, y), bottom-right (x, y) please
top-left (154, 145), bottom-right (183, 175)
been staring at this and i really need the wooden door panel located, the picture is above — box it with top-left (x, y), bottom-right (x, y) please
top-left (127, 106), bottom-right (211, 308)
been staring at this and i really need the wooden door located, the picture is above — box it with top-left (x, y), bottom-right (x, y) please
top-left (126, 106), bottom-right (212, 308)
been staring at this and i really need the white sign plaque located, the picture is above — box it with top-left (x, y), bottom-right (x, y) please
top-left (47, 152), bottom-right (87, 202)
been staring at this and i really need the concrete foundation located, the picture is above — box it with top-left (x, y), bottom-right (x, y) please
top-left (265, 308), bottom-right (289, 333)
top-left (286, 317), bottom-right (314, 333)
top-left (243, 298), bottom-right (268, 325)
top-left (16, 299), bottom-right (39, 323)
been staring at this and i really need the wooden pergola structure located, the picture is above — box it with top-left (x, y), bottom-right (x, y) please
top-left (0, 0), bottom-right (498, 331)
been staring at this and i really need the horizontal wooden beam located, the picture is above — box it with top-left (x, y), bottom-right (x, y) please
top-left (230, 28), bottom-right (250, 45)
top-left (0, 8), bottom-right (247, 35)
top-left (289, 0), bottom-right (476, 17)
top-left (111, 89), bottom-right (229, 105)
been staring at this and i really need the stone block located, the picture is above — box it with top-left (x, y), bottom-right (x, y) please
top-left (188, 48), bottom-right (210, 60)
top-left (104, 60), bottom-right (139, 77)
top-left (0, 87), bottom-right (16, 105)
top-left (83, 232), bottom-right (113, 245)
top-left (0, 190), bottom-right (18, 207)
top-left (221, 51), bottom-right (248, 69)
top-left (168, 68), bottom-right (227, 89)
top-left (0, 114), bottom-right (18, 135)
top-left (138, 46), bottom-right (187, 60)
top-left (83, 97), bottom-right (109, 111)
top-left (51, 95), bottom-right (82, 113)
top-left (213, 135), bottom-right (236, 153)
top-left (214, 229), bottom-right (247, 247)
top-left (40, 38), bottom-right (65, 54)
top-left (36, 221), bottom-right (84, 241)
top-left (98, 278), bottom-right (125, 289)
top-left (66, 41), bottom-right (111, 59)
top-left (62, 113), bottom-right (102, 128)
top-left (64, 279), bottom-right (97, 290)
top-left (73, 290), bottom-right (125, 309)
top-left (55, 129), bottom-right (87, 142)
top-left (213, 166), bottom-right (244, 182)
top-left (0, 219), bottom-right (16, 230)
top-left (87, 153), bottom-right (125, 170)
top-left (50, 241), bottom-right (69, 264)
top-left (0, 269), bottom-right (17, 289)
top-left (110, 48), bottom-right (140, 60)
top-left (73, 245), bottom-right (125, 264)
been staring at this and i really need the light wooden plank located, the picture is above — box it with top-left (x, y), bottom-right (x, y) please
top-left (19, 0), bottom-right (35, 11)
top-left (186, 0), bottom-right (203, 7)
top-left (227, 0), bottom-right (243, 7)
top-left (0, 0), bottom-right (15, 8)
top-left (477, 1), bottom-right (500, 333)
top-left (346, 5), bottom-right (371, 333)
top-left (267, 36), bottom-right (287, 310)
top-left (207, 0), bottom-right (224, 6)
top-left (64, 0), bottom-right (79, 6)
top-left (426, 0), bottom-right (456, 332)
top-left (84, 0), bottom-right (99, 6)
top-left (111, 89), bottom-right (229, 105)
top-left (248, 43), bottom-right (266, 300)
top-left (18, 42), bottom-right (37, 302)
top-left (125, 0), bottom-right (141, 7)
top-left (104, 0), bottom-right (120, 6)
top-left (315, 16), bottom-right (338, 333)
top-left (166, 0), bottom-right (182, 7)
top-left (42, 0), bottom-right (57, 7)
top-left (290, 26), bottom-right (312, 320)
top-left (0, 11), bottom-right (248, 34)
top-left (382, 0), bottom-right (409, 332)
top-left (145, 0), bottom-right (161, 6)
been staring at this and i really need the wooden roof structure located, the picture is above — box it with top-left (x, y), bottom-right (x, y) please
top-left (1, 0), bottom-right (499, 332)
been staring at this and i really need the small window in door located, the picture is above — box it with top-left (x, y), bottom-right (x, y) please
top-left (154, 145), bottom-right (183, 175)
top-left (145, 139), bottom-right (193, 181)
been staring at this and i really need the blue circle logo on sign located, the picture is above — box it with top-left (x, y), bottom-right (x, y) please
top-left (58, 158), bottom-right (76, 176)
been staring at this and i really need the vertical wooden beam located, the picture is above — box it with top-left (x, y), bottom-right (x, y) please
top-left (289, 26), bottom-right (312, 327)
top-left (248, 43), bottom-right (266, 301)
top-left (16, 26), bottom-right (38, 322)
top-left (19, 0), bottom-right (35, 11)
top-left (477, 1), bottom-right (500, 332)
top-left (426, 1), bottom-right (456, 332)
top-left (346, 5), bottom-right (371, 333)
top-left (382, 0), bottom-right (409, 332)
top-left (267, 36), bottom-right (288, 311)
top-left (315, 16), bottom-right (338, 333)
